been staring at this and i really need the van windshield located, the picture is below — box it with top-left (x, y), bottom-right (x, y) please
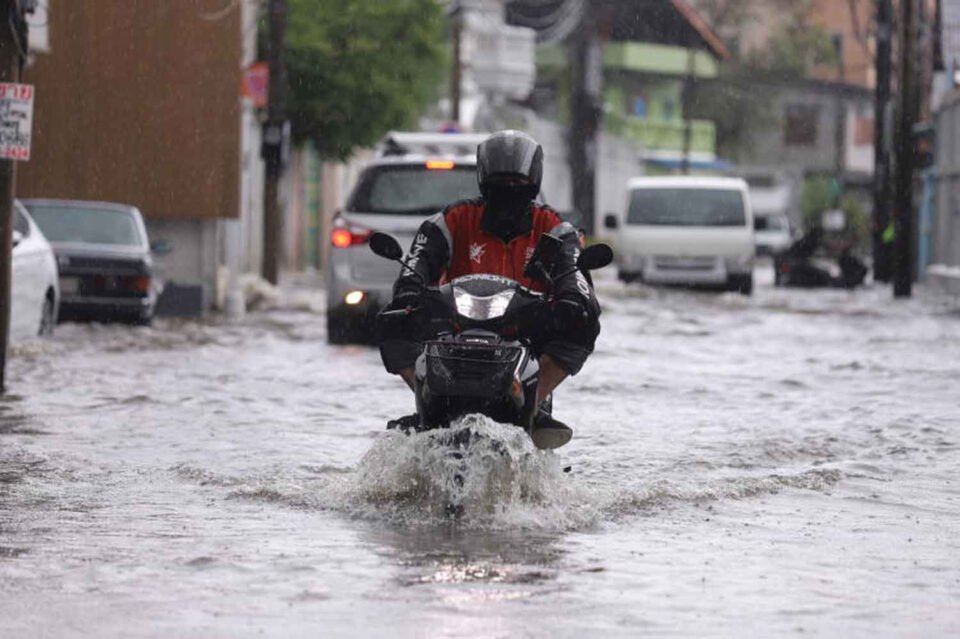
top-left (627, 188), bottom-right (746, 227)
top-left (348, 164), bottom-right (480, 215)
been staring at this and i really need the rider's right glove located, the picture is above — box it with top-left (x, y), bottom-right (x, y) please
top-left (385, 284), bottom-right (421, 313)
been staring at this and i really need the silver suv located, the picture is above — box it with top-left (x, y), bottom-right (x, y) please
top-left (326, 132), bottom-right (487, 343)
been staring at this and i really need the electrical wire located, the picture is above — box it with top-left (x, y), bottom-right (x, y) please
top-left (7, 4), bottom-right (29, 61)
top-left (509, 0), bottom-right (571, 30)
top-left (509, 0), bottom-right (585, 43)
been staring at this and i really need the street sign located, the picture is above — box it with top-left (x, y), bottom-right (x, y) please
top-left (0, 83), bottom-right (33, 161)
top-left (241, 62), bottom-right (269, 109)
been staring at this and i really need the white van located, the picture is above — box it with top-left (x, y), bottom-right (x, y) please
top-left (604, 176), bottom-right (755, 295)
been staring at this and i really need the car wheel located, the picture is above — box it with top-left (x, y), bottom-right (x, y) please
top-left (736, 274), bottom-right (753, 296)
top-left (38, 294), bottom-right (56, 336)
top-left (327, 311), bottom-right (351, 345)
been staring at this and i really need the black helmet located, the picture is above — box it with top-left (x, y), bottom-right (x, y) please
top-left (477, 130), bottom-right (543, 197)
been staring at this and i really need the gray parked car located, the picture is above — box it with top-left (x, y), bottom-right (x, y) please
top-left (21, 199), bottom-right (163, 325)
top-left (326, 132), bottom-right (486, 344)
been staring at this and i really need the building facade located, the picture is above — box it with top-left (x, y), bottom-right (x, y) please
top-left (18, 0), bottom-right (265, 313)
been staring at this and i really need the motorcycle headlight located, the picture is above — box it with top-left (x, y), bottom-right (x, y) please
top-left (452, 287), bottom-right (514, 320)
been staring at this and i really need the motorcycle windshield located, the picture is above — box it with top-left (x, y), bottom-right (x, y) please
top-left (452, 287), bottom-right (515, 321)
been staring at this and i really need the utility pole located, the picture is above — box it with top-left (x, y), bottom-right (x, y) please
top-left (261, 0), bottom-right (288, 286)
top-left (893, 0), bottom-right (918, 298)
top-left (833, 34), bottom-right (847, 200)
top-left (680, 48), bottom-right (695, 175)
top-left (568, 9), bottom-right (601, 236)
top-left (872, 0), bottom-right (893, 282)
top-left (450, 1), bottom-right (463, 125)
top-left (0, 0), bottom-right (26, 394)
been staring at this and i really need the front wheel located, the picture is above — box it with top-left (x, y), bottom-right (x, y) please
top-left (38, 294), bottom-right (56, 336)
top-left (327, 311), bottom-right (348, 345)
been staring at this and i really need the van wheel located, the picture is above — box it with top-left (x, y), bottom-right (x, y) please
top-left (730, 274), bottom-right (753, 296)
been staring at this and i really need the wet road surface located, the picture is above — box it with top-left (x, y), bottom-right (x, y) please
top-left (1, 268), bottom-right (959, 637)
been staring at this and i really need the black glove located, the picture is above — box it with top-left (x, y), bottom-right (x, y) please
top-left (549, 296), bottom-right (590, 335)
top-left (386, 285), bottom-right (421, 312)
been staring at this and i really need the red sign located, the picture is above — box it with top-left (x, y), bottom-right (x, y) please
top-left (241, 62), bottom-right (269, 108)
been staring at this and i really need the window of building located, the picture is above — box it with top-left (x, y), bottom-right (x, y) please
top-left (784, 104), bottom-right (820, 146)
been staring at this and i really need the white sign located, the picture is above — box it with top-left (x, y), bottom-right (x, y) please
top-left (0, 83), bottom-right (34, 162)
top-left (822, 208), bottom-right (846, 232)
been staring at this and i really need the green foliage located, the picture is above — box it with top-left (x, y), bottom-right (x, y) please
top-left (686, 0), bottom-right (841, 160)
top-left (746, 24), bottom-right (839, 77)
top-left (688, 65), bottom-right (778, 162)
top-left (279, 0), bottom-right (446, 159)
top-left (800, 176), bottom-right (870, 252)
top-left (800, 175), bottom-right (836, 222)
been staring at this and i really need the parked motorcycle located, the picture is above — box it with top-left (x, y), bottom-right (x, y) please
top-left (773, 228), bottom-right (868, 289)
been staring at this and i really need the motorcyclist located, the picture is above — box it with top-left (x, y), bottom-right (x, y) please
top-left (378, 130), bottom-right (601, 450)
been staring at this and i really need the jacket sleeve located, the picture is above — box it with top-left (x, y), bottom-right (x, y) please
top-left (394, 211), bottom-right (453, 294)
top-left (547, 221), bottom-right (600, 317)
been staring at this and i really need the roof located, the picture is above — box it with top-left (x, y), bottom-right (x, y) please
top-left (627, 176), bottom-right (748, 190)
top-left (377, 131), bottom-right (490, 158)
top-left (507, 0), bottom-right (729, 59)
top-left (19, 198), bottom-right (142, 213)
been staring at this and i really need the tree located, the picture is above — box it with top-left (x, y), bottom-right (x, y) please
top-left (279, 0), bottom-right (446, 159)
top-left (687, 0), bottom-right (839, 160)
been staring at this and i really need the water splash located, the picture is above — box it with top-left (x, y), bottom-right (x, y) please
top-left (347, 415), bottom-right (591, 529)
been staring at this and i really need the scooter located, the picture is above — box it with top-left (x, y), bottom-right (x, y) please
top-left (370, 231), bottom-right (612, 436)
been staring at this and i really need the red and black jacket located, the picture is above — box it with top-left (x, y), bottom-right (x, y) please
top-left (395, 198), bottom-right (598, 313)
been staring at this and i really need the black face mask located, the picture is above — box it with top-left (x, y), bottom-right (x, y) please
top-left (483, 183), bottom-right (535, 240)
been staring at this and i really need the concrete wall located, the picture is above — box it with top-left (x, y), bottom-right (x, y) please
top-left (932, 90), bottom-right (960, 295)
top-left (747, 81), bottom-right (874, 179)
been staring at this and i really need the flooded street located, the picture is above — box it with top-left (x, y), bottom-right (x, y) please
top-left (2, 269), bottom-right (959, 638)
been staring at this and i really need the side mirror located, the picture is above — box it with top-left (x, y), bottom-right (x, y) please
top-left (150, 239), bottom-right (173, 256)
top-left (369, 232), bottom-right (403, 261)
top-left (577, 243), bottom-right (614, 271)
top-left (12, 230), bottom-right (23, 248)
top-left (603, 214), bottom-right (619, 230)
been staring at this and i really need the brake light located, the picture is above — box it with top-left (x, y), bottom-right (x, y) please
top-left (129, 276), bottom-right (151, 293)
top-left (426, 160), bottom-right (455, 170)
top-left (330, 219), bottom-right (372, 248)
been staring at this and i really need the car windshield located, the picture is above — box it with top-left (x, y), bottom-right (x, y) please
top-left (25, 204), bottom-right (144, 246)
top-left (627, 188), bottom-right (746, 227)
top-left (348, 164), bottom-right (480, 215)
top-left (755, 215), bottom-right (788, 231)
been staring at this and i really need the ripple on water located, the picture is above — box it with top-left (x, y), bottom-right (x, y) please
top-left (184, 415), bottom-right (847, 533)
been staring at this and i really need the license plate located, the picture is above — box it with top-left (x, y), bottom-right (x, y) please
top-left (59, 276), bottom-right (80, 295)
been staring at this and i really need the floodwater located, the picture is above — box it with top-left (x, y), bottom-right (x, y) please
top-left (1, 268), bottom-right (959, 638)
